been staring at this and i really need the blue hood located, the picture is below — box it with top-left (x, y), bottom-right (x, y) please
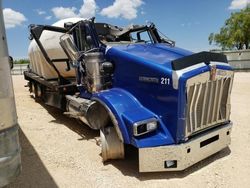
top-left (108, 43), bottom-right (193, 69)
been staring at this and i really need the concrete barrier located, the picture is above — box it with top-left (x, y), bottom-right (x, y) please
top-left (212, 49), bottom-right (250, 70)
top-left (11, 64), bottom-right (28, 75)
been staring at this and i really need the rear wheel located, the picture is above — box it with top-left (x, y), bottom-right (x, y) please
top-left (35, 84), bottom-right (42, 98)
top-left (30, 81), bottom-right (43, 99)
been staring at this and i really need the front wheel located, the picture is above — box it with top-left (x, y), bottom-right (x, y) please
top-left (100, 126), bottom-right (124, 161)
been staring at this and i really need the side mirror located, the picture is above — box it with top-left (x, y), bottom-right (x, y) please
top-left (9, 56), bottom-right (13, 69)
top-left (59, 34), bottom-right (79, 61)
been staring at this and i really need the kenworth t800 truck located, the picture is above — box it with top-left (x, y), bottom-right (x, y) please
top-left (24, 18), bottom-right (234, 172)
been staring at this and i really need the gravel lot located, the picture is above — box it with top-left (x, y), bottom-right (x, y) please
top-left (7, 73), bottom-right (250, 188)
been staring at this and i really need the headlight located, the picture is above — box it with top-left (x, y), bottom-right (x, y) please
top-left (133, 118), bottom-right (158, 136)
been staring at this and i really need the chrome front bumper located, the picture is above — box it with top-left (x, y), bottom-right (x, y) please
top-left (139, 122), bottom-right (232, 172)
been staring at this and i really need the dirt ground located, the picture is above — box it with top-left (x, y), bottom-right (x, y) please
top-left (6, 73), bottom-right (250, 188)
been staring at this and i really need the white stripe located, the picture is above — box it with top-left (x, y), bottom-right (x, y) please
top-left (210, 61), bottom-right (231, 67)
top-left (172, 61), bottom-right (231, 89)
top-left (105, 45), bottom-right (112, 54)
top-left (172, 63), bottom-right (206, 89)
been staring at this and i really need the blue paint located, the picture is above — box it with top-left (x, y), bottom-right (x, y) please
top-left (104, 44), bottom-right (192, 146)
top-left (92, 88), bottom-right (174, 148)
top-left (78, 85), bottom-right (92, 99)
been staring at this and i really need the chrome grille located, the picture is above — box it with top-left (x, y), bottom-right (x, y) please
top-left (185, 71), bottom-right (233, 137)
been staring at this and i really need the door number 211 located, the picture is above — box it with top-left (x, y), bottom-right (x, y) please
top-left (161, 77), bottom-right (170, 85)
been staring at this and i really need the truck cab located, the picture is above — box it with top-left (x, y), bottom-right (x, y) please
top-left (24, 18), bottom-right (234, 172)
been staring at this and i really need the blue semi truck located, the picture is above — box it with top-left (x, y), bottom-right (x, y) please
top-left (24, 18), bottom-right (234, 172)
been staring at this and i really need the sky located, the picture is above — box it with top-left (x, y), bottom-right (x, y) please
top-left (2, 0), bottom-right (250, 59)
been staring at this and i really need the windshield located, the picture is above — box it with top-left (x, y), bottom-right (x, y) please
top-left (95, 23), bottom-right (172, 45)
top-left (130, 30), bottom-right (154, 44)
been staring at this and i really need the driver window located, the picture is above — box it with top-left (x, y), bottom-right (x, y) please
top-left (74, 24), bottom-right (94, 52)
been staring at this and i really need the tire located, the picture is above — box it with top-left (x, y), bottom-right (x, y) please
top-left (100, 126), bottom-right (124, 161)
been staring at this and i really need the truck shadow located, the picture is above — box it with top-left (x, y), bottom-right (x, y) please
top-left (107, 146), bottom-right (231, 180)
top-left (35, 98), bottom-right (99, 141)
top-left (6, 129), bottom-right (58, 188)
top-left (31, 96), bottom-right (232, 181)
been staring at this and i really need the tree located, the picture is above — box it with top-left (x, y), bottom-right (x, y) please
top-left (13, 59), bottom-right (30, 64)
top-left (209, 7), bottom-right (250, 50)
